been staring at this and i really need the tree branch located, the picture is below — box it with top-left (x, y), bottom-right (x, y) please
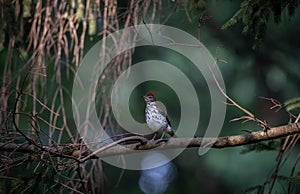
top-left (1, 123), bottom-right (299, 160)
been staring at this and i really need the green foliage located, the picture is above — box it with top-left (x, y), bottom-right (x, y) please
top-left (289, 174), bottom-right (300, 184)
top-left (222, 0), bottom-right (300, 49)
top-left (284, 97), bottom-right (300, 112)
top-left (190, 0), bottom-right (206, 11)
top-left (23, 0), bottom-right (32, 18)
top-left (240, 139), bottom-right (281, 154)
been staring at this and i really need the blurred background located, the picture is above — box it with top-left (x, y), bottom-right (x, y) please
top-left (0, 0), bottom-right (300, 193)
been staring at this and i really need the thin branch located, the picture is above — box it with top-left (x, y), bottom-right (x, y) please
top-left (260, 96), bottom-right (297, 121)
top-left (296, 114), bottom-right (300, 123)
top-left (209, 57), bottom-right (269, 129)
top-left (22, 92), bottom-right (60, 117)
top-left (54, 180), bottom-right (84, 194)
top-left (76, 163), bottom-right (88, 194)
top-left (79, 135), bottom-right (148, 163)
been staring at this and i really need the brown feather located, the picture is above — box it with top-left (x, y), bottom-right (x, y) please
top-left (157, 105), bottom-right (175, 137)
top-left (145, 91), bottom-right (156, 101)
top-left (166, 115), bottom-right (172, 127)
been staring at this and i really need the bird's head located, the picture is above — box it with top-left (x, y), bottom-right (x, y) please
top-left (143, 92), bottom-right (156, 103)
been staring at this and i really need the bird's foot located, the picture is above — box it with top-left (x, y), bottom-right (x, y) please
top-left (155, 136), bottom-right (170, 144)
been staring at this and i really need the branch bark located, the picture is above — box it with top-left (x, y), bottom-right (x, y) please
top-left (1, 123), bottom-right (299, 160)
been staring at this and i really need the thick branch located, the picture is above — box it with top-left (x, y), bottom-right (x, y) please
top-left (96, 123), bottom-right (300, 157)
top-left (1, 123), bottom-right (299, 160)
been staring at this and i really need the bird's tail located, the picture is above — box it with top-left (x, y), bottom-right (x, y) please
top-left (167, 130), bottom-right (177, 138)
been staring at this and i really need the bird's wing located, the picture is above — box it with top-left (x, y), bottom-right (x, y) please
top-left (166, 115), bottom-right (172, 127)
top-left (157, 105), bottom-right (172, 127)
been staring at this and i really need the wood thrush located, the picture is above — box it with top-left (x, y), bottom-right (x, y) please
top-left (144, 92), bottom-right (177, 139)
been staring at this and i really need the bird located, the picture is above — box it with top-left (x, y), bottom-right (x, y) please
top-left (143, 92), bottom-right (177, 139)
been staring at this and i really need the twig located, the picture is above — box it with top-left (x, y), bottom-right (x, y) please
top-left (295, 114), bottom-right (300, 123)
top-left (76, 163), bottom-right (88, 194)
top-left (79, 135), bottom-right (148, 163)
top-left (54, 180), bottom-right (84, 194)
top-left (260, 96), bottom-right (297, 121)
top-left (209, 58), bottom-right (269, 129)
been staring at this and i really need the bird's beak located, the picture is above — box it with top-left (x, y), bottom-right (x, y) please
top-left (143, 96), bottom-right (148, 102)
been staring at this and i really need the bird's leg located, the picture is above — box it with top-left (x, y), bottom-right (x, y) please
top-left (151, 132), bottom-right (158, 141)
top-left (160, 131), bottom-right (166, 140)
top-left (155, 131), bottom-right (169, 144)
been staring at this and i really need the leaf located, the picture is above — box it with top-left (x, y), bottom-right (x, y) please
top-left (284, 97), bottom-right (300, 112)
top-left (240, 140), bottom-right (281, 154)
top-left (222, 9), bottom-right (243, 30)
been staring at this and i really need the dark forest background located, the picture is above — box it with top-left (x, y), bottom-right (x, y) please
top-left (0, 0), bottom-right (300, 193)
